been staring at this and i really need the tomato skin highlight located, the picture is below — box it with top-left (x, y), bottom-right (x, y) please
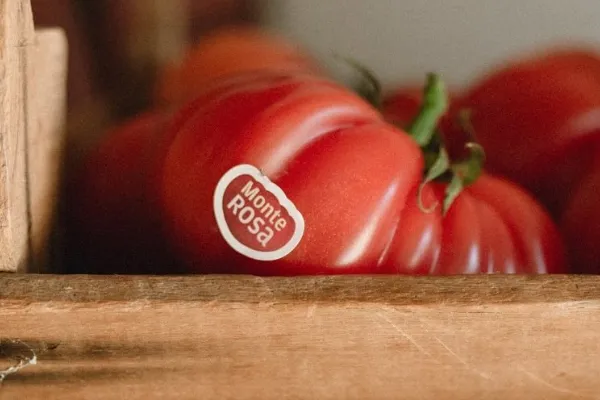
top-left (379, 185), bottom-right (442, 275)
top-left (379, 174), bottom-right (567, 275)
top-left (464, 174), bottom-right (567, 274)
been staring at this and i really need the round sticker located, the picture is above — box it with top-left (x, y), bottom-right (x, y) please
top-left (213, 164), bottom-right (305, 261)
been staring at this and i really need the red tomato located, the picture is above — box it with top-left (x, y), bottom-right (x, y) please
top-left (560, 143), bottom-right (600, 274)
top-left (155, 25), bottom-right (321, 107)
top-left (156, 71), bottom-right (566, 275)
top-left (382, 86), bottom-right (424, 128)
top-left (456, 48), bottom-right (600, 217)
top-left (66, 112), bottom-right (182, 274)
top-left (382, 174), bottom-right (566, 274)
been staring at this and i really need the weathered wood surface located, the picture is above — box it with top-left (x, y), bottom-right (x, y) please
top-left (0, 0), bottom-right (67, 273)
top-left (26, 28), bottom-right (67, 273)
top-left (1, 274), bottom-right (600, 399)
top-left (0, 0), bottom-right (35, 272)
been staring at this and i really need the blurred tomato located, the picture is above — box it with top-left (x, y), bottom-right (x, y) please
top-left (154, 25), bottom-right (321, 106)
top-left (560, 144), bottom-right (600, 273)
top-left (456, 47), bottom-right (600, 217)
top-left (382, 86), bottom-right (424, 127)
top-left (66, 111), bottom-right (181, 274)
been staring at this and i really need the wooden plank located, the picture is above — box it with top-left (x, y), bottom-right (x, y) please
top-left (0, 0), bottom-right (35, 272)
top-left (26, 28), bottom-right (67, 272)
top-left (0, 0), bottom-right (68, 272)
top-left (1, 274), bottom-right (600, 399)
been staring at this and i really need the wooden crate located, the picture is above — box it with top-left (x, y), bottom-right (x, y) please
top-left (2, 1), bottom-right (600, 398)
top-left (0, 0), bottom-right (67, 273)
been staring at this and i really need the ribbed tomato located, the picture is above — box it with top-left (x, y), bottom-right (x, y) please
top-left (157, 71), bottom-right (567, 275)
top-left (381, 173), bottom-right (565, 274)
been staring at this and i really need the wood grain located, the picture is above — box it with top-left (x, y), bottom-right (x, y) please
top-left (1, 274), bottom-right (600, 399)
top-left (0, 0), bottom-right (35, 272)
top-left (26, 28), bottom-right (67, 273)
top-left (0, 0), bottom-right (68, 272)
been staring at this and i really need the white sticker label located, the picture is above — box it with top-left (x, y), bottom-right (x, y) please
top-left (213, 164), bottom-right (305, 261)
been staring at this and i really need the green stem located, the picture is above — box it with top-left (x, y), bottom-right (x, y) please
top-left (407, 74), bottom-right (485, 215)
top-left (331, 60), bottom-right (485, 215)
top-left (407, 73), bottom-right (448, 147)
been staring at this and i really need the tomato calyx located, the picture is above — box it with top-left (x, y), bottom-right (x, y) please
top-left (407, 74), bottom-right (485, 214)
top-left (338, 58), bottom-right (485, 213)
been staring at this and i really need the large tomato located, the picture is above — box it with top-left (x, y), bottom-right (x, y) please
top-left (157, 71), bottom-right (566, 275)
top-left (455, 48), bottom-right (600, 217)
top-left (154, 25), bottom-right (321, 107)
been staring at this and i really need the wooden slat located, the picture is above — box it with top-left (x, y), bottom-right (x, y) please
top-left (0, 0), bottom-right (35, 272)
top-left (1, 274), bottom-right (600, 399)
top-left (26, 28), bottom-right (67, 272)
top-left (0, 0), bottom-right (67, 273)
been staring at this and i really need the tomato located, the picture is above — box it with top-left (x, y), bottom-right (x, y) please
top-left (382, 86), bottom-right (424, 127)
top-left (154, 25), bottom-right (321, 107)
top-left (382, 173), bottom-right (566, 274)
top-left (560, 143), bottom-right (600, 274)
top-left (66, 112), bottom-right (182, 274)
top-left (456, 48), bottom-right (600, 217)
top-left (157, 71), bottom-right (566, 275)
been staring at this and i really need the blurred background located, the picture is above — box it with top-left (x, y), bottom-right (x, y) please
top-left (32, 0), bottom-right (260, 134)
top-left (31, 0), bottom-right (600, 156)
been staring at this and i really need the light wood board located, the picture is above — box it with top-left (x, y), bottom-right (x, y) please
top-left (0, 0), bottom-right (35, 272)
top-left (26, 28), bottom-right (67, 272)
top-left (1, 274), bottom-right (600, 399)
top-left (0, 0), bottom-right (67, 272)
